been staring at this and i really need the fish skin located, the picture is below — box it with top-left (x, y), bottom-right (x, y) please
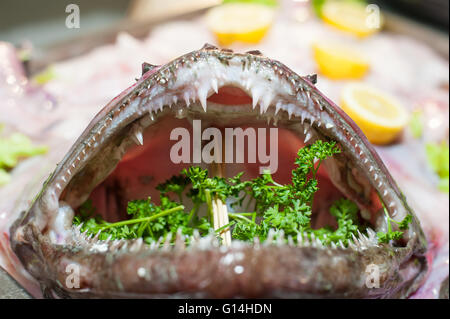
top-left (7, 45), bottom-right (428, 298)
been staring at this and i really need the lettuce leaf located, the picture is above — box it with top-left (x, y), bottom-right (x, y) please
top-left (426, 141), bottom-right (449, 193)
top-left (0, 130), bottom-right (48, 186)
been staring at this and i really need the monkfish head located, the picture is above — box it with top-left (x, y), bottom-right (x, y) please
top-left (11, 44), bottom-right (427, 298)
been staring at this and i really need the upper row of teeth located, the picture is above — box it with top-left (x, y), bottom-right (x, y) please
top-left (55, 74), bottom-right (328, 192)
top-left (72, 223), bottom-right (380, 254)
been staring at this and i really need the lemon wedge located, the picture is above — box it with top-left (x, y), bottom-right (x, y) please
top-left (206, 3), bottom-right (275, 46)
top-left (321, 1), bottom-right (382, 38)
top-left (312, 42), bottom-right (369, 79)
top-left (340, 84), bottom-right (409, 144)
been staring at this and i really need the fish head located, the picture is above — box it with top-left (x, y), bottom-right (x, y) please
top-left (11, 44), bottom-right (427, 298)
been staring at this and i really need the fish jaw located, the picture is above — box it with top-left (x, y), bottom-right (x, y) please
top-left (10, 44), bottom-right (427, 298)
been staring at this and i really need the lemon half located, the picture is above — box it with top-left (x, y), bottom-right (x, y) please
top-left (322, 1), bottom-right (382, 38)
top-left (340, 84), bottom-right (409, 144)
top-left (206, 3), bottom-right (275, 46)
top-left (313, 42), bottom-right (369, 79)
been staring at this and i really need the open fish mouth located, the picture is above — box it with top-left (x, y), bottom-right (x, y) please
top-left (10, 44), bottom-right (427, 298)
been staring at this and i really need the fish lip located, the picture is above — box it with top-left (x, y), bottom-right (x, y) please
top-left (10, 44), bottom-right (428, 298)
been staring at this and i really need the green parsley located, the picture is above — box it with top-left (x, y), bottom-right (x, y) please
top-left (376, 205), bottom-right (412, 244)
top-left (73, 139), bottom-right (411, 246)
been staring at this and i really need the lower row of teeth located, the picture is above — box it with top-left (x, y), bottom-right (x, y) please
top-left (71, 224), bottom-right (380, 254)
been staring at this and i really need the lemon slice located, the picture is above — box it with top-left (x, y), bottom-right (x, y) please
top-left (321, 1), bottom-right (382, 38)
top-left (206, 3), bottom-right (275, 46)
top-left (340, 84), bottom-right (409, 144)
top-left (312, 42), bottom-right (369, 79)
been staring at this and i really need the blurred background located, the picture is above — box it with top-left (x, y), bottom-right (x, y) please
top-left (0, 0), bottom-right (449, 191)
top-left (0, 0), bottom-right (448, 62)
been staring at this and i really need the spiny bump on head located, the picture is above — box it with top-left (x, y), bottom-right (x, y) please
top-left (246, 50), bottom-right (263, 56)
top-left (201, 43), bottom-right (219, 51)
top-left (141, 62), bottom-right (159, 76)
top-left (306, 74), bottom-right (318, 85)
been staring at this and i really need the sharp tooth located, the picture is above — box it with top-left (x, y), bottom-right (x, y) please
top-left (245, 78), bottom-right (253, 90)
top-left (276, 230), bottom-right (285, 245)
top-left (211, 78), bottom-right (218, 94)
top-left (172, 95), bottom-right (178, 104)
top-left (303, 124), bottom-right (310, 135)
top-left (275, 101), bottom-right (282, 115)
top-left (175, 229), bottom-right (185, 250)
top-left (287, 106), bottom-right (293, 119)
top-left (383, 189), bottom-right (388, 196)
top-left (77, 223), bottom-right (84, 231)
top-left (297, 233), bottom-right (303, 245)
top-left (325, 123), bottom-right (334, 129)
top-left (130, 238), bottom-right (143, 252)
top-left (303, 233), bottom-right (310, 246)
top-left (183, 92), bottom-right (191, 107)
top-left (133, 128), bottom-right (144, 145)
top-left (193, 229), bottom-right (200, 241)
top-left (198, 87), bottom-right (208, 112)
top-left (366, 228), bottom-right (377, 240)
top-left (93, 230), bottom-right (101, 242)
top-left (120, 241), bottom-right (128, 251)
top-left (304, 133), bottom-right (312, 143)
top-left (310, 233), bottom-right (317, 247)
top-left (287, 235), bottom-right (294, 246)
top-left (260, 93), bottom-right (273, 114)
top-left (351, 234), bottom-right (360, 248)
top-left (339, 240), bottom-right (345, 249)
top-left (266, 229), bottom-right (275, 244)
top-left (316, 99), bottom-right (323, 111)
top-left (162, 233), bottom-right (173, 251)
top-left (347, 239), bottom-right (357, 249)
top-left (252, 87), bottom-right (263, 109)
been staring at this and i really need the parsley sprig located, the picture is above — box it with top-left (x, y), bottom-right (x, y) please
top-left (377, 206), bottom-right (412, 243)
